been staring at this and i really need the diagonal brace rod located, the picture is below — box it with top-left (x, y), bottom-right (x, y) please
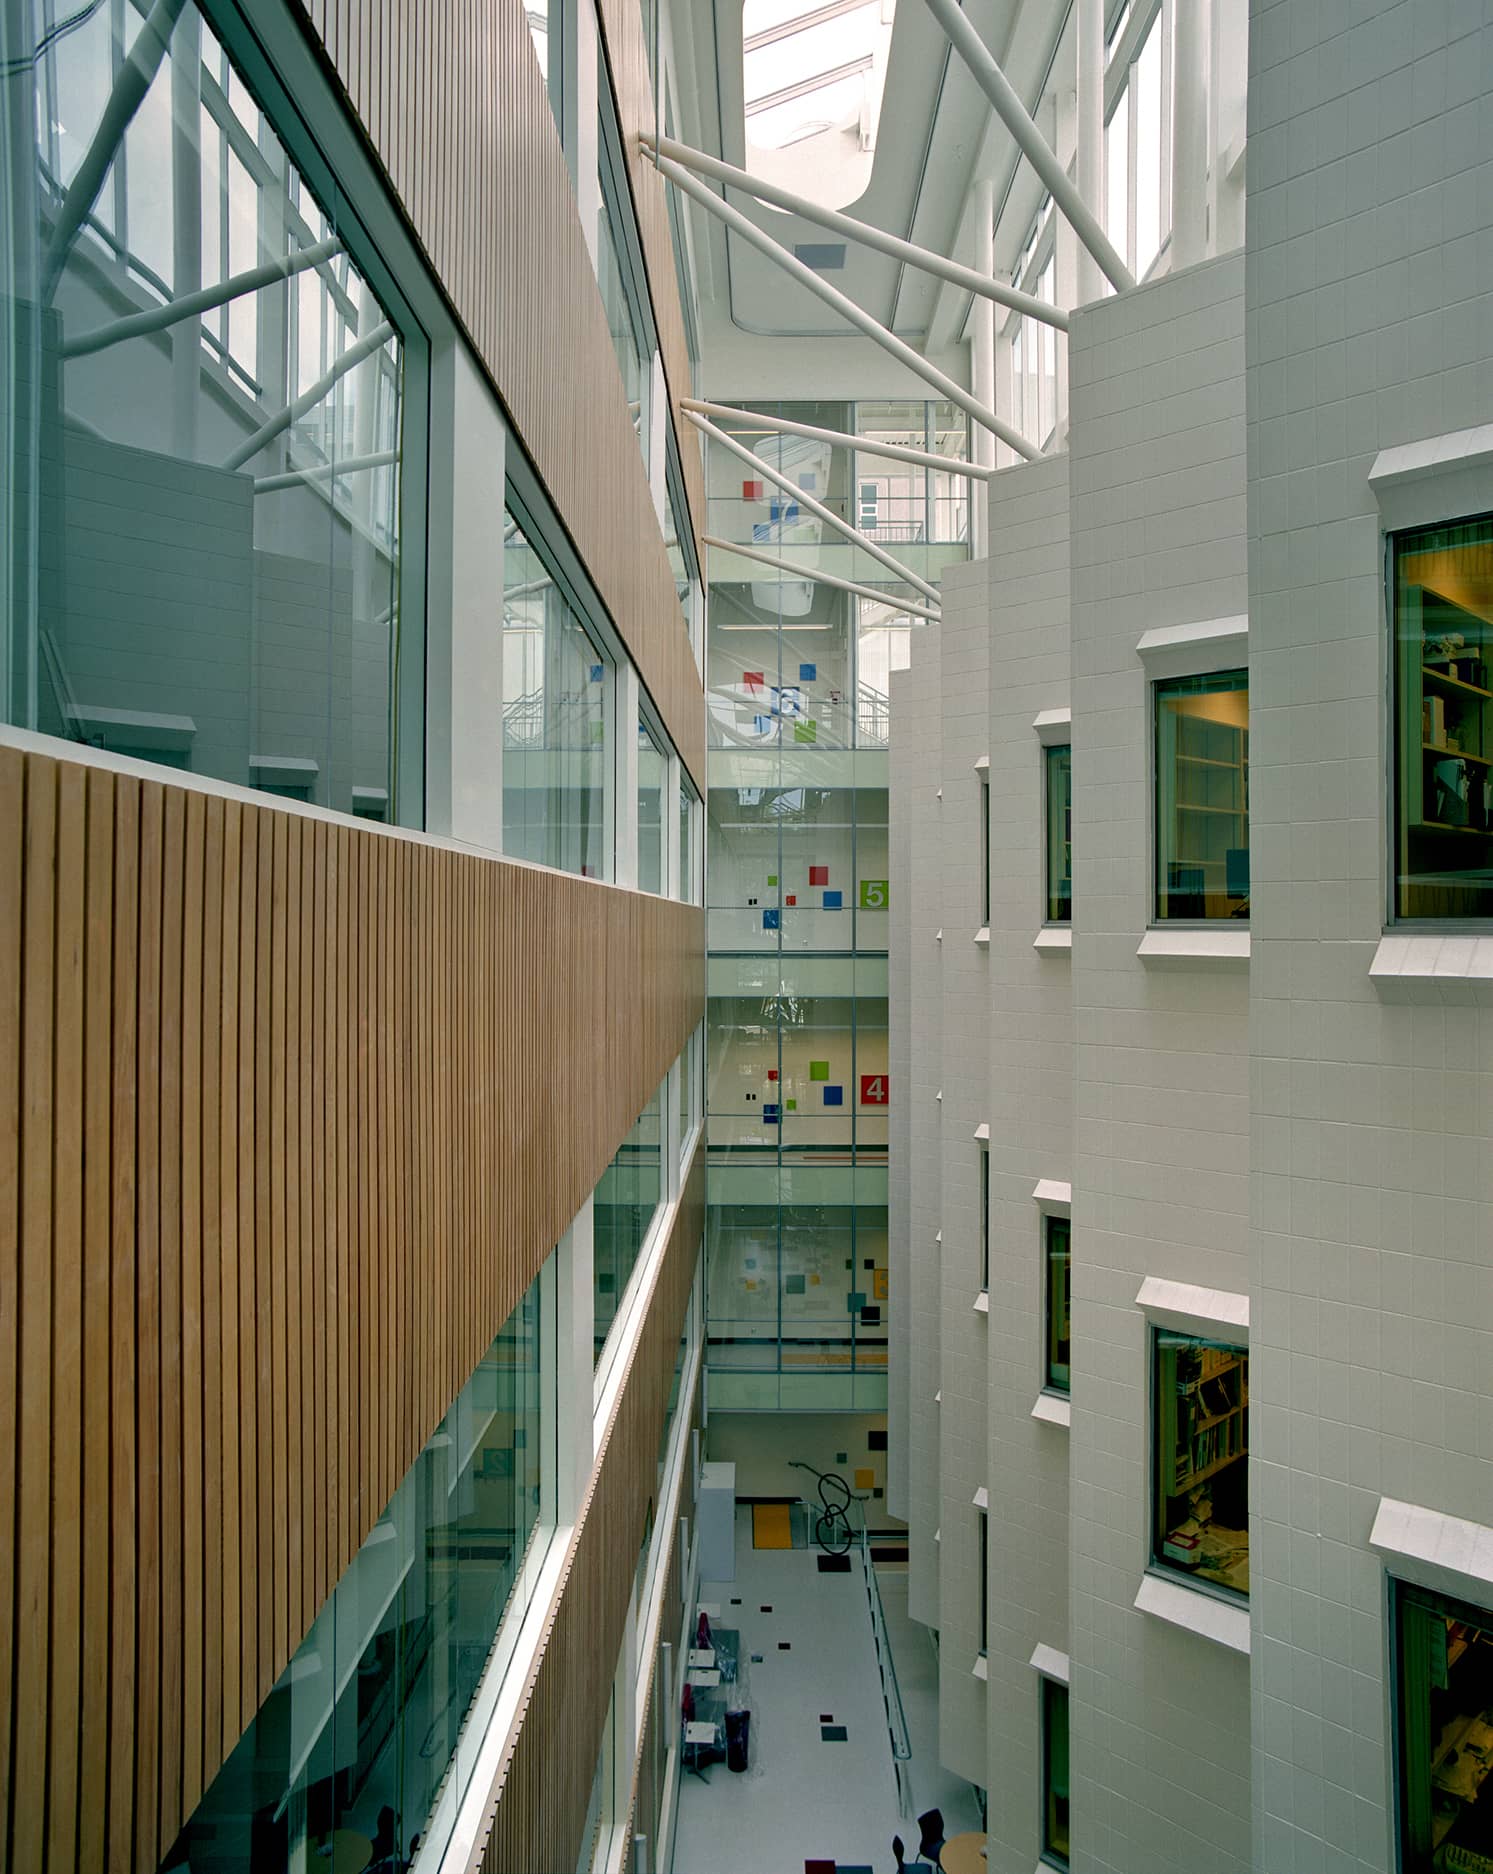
top-left (222, 321), bottom-right (393, 473)
top-left (683, 399), bottom-right (996, 482)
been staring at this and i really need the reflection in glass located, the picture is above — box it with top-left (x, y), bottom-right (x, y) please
top-left (596, 149), bottom-right (649, 471)
top-left (1045, 743), bottom-right (1072, 922)
top-left (1154, 670), bottom-right (1249, 922)
top-left (1105, 88), bottom-right (1129, 264)
top-left (1392, 516), bottom-right (1493, 919)
top-left (679, 773), bottom-right (700, 902)
top-left (164, 1262), bottom-right (552, 1869)
top-left (6, 0), bottom-right (409, 817)
top-left (1152, 1334), bottom-right (1249, 1598)
top-left (638, 718), bottom-right (666, 894)
top-left (502, 509), bottom-right (610, 879)
top-left (1133, 13), bottom-right (1165, 276)
top-left (1044, 1216), bottom-right (1070, 1392)
top-left (1394, 1581), bottom-right (1493, 1871)
top-left (1042, 1679), bottom-right (1070, 1869)
top-left (705, 1200), bottom-right (887, 1372)
top-left (594, 1086), bottom-right (663, 1362)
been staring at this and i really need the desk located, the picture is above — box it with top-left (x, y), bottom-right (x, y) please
top-left (939, 1833), bottom-right (987, 1874)
top-left (688, 1647), bottom-right (715, 1668)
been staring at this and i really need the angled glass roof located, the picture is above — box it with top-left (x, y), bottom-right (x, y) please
top-left (742, 0), bottom-right (895, 207)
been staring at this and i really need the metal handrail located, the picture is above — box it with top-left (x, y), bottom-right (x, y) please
top-left (852, 1498), bottom-right (912, 1770)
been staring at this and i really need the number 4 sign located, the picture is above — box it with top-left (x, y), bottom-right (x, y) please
top-left (860, 1074), bottom-right (889, 1105)
top-left (860, 879), bottom-right (889, 908)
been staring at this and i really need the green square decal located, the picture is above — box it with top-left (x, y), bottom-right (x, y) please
top-left (767, 874), bottom-right (778, 887)
top-left (785, 1098), bottom-right (797, 1111)
top-left (859, 878), bottom-right (889, 909)
top-left (793, 718), bottom-right (818, 745)
top-left (809, 1060), bottom-right (829, 1081)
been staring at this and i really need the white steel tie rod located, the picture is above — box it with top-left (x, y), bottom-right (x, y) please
top-left (687, 410), bottom-right (942, 605)
top-left (655, 152), bottom-right (1040, 463)
top-left (222, 321), bottom-right (393, 473)
top-left (645, 132), bottom-right (1068, 333)
top-left (922, 0), bottom-right (1135, 294)
top-left (682, 399), bottom-right (996, 484)
top-left (702, 535), bottom-right (942, 623)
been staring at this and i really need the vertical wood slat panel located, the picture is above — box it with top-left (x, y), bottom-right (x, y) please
top-left (4, 748), bottom-right (702, 1868)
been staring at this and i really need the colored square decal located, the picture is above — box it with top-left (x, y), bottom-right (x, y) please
top-left (742, 479), bottom-right (764, 499)
top-left (785, 1274), bottom-right (806, 1295)
top-left (801, 472), bottom-right (817, 491)
top-left (799, 662), bottom-right (817, 682)
top-left (753, 714), bottom-right (774, 735)
top-left (769, 500), bottom-right (799, 524)
top-left (763, 1104), bottom-right (780, 1124)
top-left (786, 1098), bottom-right (797, 1111)
top-left (860, 879), bottom-right (889, 909)
top-left (847, 1292), bottom-right (866, 1312)
top-left (809, 864), bottom-right (829, 886)
top-left (854, 1469), bottom-right (875, 1491)
top-left (762, 908), bottom-right (780, 931)
top-left (743, 670), bottom-right (765, 690)
top-left (793, 719), bottom-right (818, 745)
top-left (822, 890), bottom-right (842, 909)
top-left (767, 874), bottom-right (778, 887)
top-left (809, 1061), bottom-right (829, 1081)
top-left (873, 1266), bottom-right (889, 1299)
top-left (822, 1085), bottom-right (843, 1106)
top-left (860, 1074), bottom-right (888, 1104)
top-left (767, 1069), bottom-right (778, 1082)
top-left (785, 894), bottom-right (796, 906)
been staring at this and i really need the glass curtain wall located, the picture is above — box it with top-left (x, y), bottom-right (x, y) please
top-left (702, 402), bottom-right (967, 1407)
top-left (593, 1082), bottom-right (664, 1361)
top-left (3, 0), bottom-right (417, 819)
top-left (165, 1260), bottom-right (555, 1869)
top-left (638, 716), bottom-right (667, 893)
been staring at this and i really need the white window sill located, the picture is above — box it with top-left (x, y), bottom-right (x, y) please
top-left (974, 1121), bottom-right (990, 1141)
top-left (973, 1652), bottom-right (989, 1681)
top-left (1032, 706), bottom-right (1071, 745)
top-left (1369, 423), bottom-right (1493, 531)
top-left (1135, 1274), bottom-right (1249, 1340)
top-left (974, 926), bottom-right (990, 946)
top-left (1370, 933), bottom-right (1493, 1001)
top-left (973, 1290), bottom-right (990, 1315)
top-left (1033, 926), bottom-right (1072, 953)
top-left (1135, 615), bottom-right (1249, 681)
top-left (1133, 1573), bottom-right (1250, 1655)
top-left (1030, 1391), bottom-right (1071, 1428)
top-left (974, 753), bottom-right (990, 773)
top-left (1028, 1642), bottom-right (1070, 1685)
top-left (1137, 927), bottom-right (1249, 965)
top-left (973, 1486), bottom-right (989, 1510)
top-left (1032, 1178), bottom-right (1071, 1215)
top-left (1369, 1498), bottom-right (1493, 1603)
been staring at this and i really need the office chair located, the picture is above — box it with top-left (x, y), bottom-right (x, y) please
top-left (892, 1835), bottom-right (906, 1872)
top-left (916, 1809), bottom-right (946, 1865)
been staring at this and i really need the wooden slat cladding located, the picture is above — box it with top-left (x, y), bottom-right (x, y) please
top-left (287, 0), bottom-right (706, 789)
top-left (473, 1146), bottom-right (705, 1874)
top-left (0, 745), bottom-right (703, 1871)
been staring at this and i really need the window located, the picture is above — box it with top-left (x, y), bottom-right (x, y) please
top-left (1151, 1334), bottom-right (1248, 1599)
top-left (679, 771), bottom-right (701, 903)
top-left (1044, 1216), bottom-right (1070, 1393)
top-left (593, 1084), bottom-right (664, 1362)
top-left (596, 115), bottom-right (652, 473)
top-left (1393, 1580), bottom-right (1493, 1871)
top-left (1392, 515), bottom-right (1493, 919)
top-left (664, 458), bottom-right (700, 627)
top-left (1153, 670), bottom-right (1248, 922)
top-left (1045, 744), bottom-right (1072, 923)
top-left (979, 1145), bottom-right (990, 1291)
top-left (978, 1508), bottom-right (989, 1655)
top-left (502, 507), bottom-right (612, 879)
top-left (9, 0), bottom-right (421, 820)
top-left (1103, 3), bottom-right (1169, 281)
top-left (1041, 1679), bottom-right (1071, 1869)
top-left (169, 1257), bottom-right (556, 1868)
top-left (638, 717), bottom-right (667, 894)
top-left (979, 775), bottom-right (991, 927)
top-left (1003, 206), bottom-right (1059, 451)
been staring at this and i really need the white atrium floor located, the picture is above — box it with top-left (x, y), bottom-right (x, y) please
top-left (671, 1508), bottom-right (981, 1874)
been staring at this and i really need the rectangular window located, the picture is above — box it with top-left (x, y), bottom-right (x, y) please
top-left (978, 1509), bottom-right (989, 1655)
top-left (979, 1145), bottom-right (990, 1292)
top-left (1044, 1215), bottom-right (1070, 1392)
top-left (1154, 670), bottom-right (1249, 922)
top-left (593, 1084), bottom-right (664, 1363)
top-left (980, 775), bottom-right (991, 927)
top-left (172, 1256), bottom-right (556, 1866)
top-left (10, 0), bottom-right (421, 819)
top-left (1393, 1580), bottom-right (1493, 1871)
top-left (1151, 1333), bottom-right (1249, 1599)
top-left (596, 113), bottom-right (652, 474)
top-left (502, 508), bottom-right (612, 879)
top-left (1042, 1678), bottom-right (1070, 1869)
top-left (638, 717), bottom-right (667, 894)
top-left (1045, 743), bottom-right (1072, 923)
top-left (1392, 515), bottom-right (1493, 919)
top-left (679, 772), bottom-right (701, 902)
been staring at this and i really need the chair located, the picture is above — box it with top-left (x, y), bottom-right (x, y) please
top-left (916, 1809), bottom-right (945, 1866)
top-left (892, 1835), bottom-right (907, 1872)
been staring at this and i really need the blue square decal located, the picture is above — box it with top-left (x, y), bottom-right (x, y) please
top-left (801, 472), bottom-right (817, 490)
top-left (590, 664), bottom-right (603, 681)
top-left (799, 662), bottom-right (816, 682)
top-left (753, 713), bottom-right (774, 735)
top-left (762, 908), bottom-right (780, 931)
top-left (763, 1104), bottom-right (780, 1124)
top-left (822, 890), bottom-right (842, 909)
top-left (822, 1085), bottom-right (843, 1106)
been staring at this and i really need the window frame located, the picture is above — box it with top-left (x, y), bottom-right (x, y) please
top-left (1102, 0), bottom-right (1171, 284)
top-left (1147, 1326), bottom-right (1249, 1606)
top-left (595, 89), bottom-right (659, 473)
top-left (1043, 742), bottom-right (1073, 926)
top-left (1151, 666), bottom-right (1250, 926)
top-left (1040, 1676), bottom-right (1071, 1871)
top-left (1043, 1213), bottom-right (1071, 1396)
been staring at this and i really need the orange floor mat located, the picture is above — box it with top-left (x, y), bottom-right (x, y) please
top-left (752, 1502), bottom-right (793, 1549)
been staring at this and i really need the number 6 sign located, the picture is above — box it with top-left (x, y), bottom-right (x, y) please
top-left (859, 879), bottom-right (888, 909)
top-left (860, 1074), bottom-right (888, 1105)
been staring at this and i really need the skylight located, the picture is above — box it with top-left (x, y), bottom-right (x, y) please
top-left (742, 0), bottom-right (896, 209)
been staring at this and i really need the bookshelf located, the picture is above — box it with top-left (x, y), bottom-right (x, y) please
top-left (1163, 1348), bottom-right (1247, 1493)
top-left (1156, 674), bottom-right (1250, 920)
top-left (1154, 1338), bottom-right (1250, 1594)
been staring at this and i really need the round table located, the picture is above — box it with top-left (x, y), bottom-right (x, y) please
top-left (939, 1832), bottom-right (988, 1874)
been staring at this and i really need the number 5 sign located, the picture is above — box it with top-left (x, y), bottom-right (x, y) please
top-left (860, 1074), bottom-right (889, 1105)
top-left (859, 879), bottom-right (889, 909)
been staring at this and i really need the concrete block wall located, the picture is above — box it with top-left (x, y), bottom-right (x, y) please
top-left (1066, 251), bottom-right (1253, 1874)
top-left (1246, 2), bottom-right (1493, 1869)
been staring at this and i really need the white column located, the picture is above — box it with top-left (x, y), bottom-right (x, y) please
top-left (1052, 87), bottom-right (1077, 447)
top-left (970, 179), bottom-right (995, 559)
top-left (1170, 0), bottom-right (1210, 269)
top-left (560, 1199), bottom-right (597, 1522)
top-left (576, 0), bottom-right (602, 267)
top-left (1074, 0), bottom-right (1104, 304)
top-left (169, 8), bottom-right (202, 459)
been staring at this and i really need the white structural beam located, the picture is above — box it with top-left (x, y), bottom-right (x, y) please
top-left (657, 154), bottom-right (1040, 462)
top-left (222, 321), bottom-right (393, 473)
top-left (41, 0), bottom-right (191, 304)
top-left (1171, 0), bottom-right (1210, 269)
top-left (683, 399), bottom-right (995, 483)
top-left (687, 411), bottom-right (941, 604)
top-left (702, 534), bottom-right (942, 623)
top-left (1074, 0), bottom-right (1105, 304)
top-left (922, 0), bottom-right (1135, 294)
top-left (252, 447), bottom-right (400, 495)
top-left (63, 236), bottom-right (344, 359)
top-left (647, 132), bottom-right (1069, 332)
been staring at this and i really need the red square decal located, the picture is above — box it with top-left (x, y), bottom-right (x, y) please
top-left (785, 894), bottom-right (796, 906)
top-left (742, 479), bottom-right (764, 500)
top-left (743, 670), bottom-right (765, 691)
top-left (809, 865), bottom-right (829, 886)
top-left (767, 1069), bottom-right (778, 1082)
top-left (860, 1074), bottom-right (888, 1105)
